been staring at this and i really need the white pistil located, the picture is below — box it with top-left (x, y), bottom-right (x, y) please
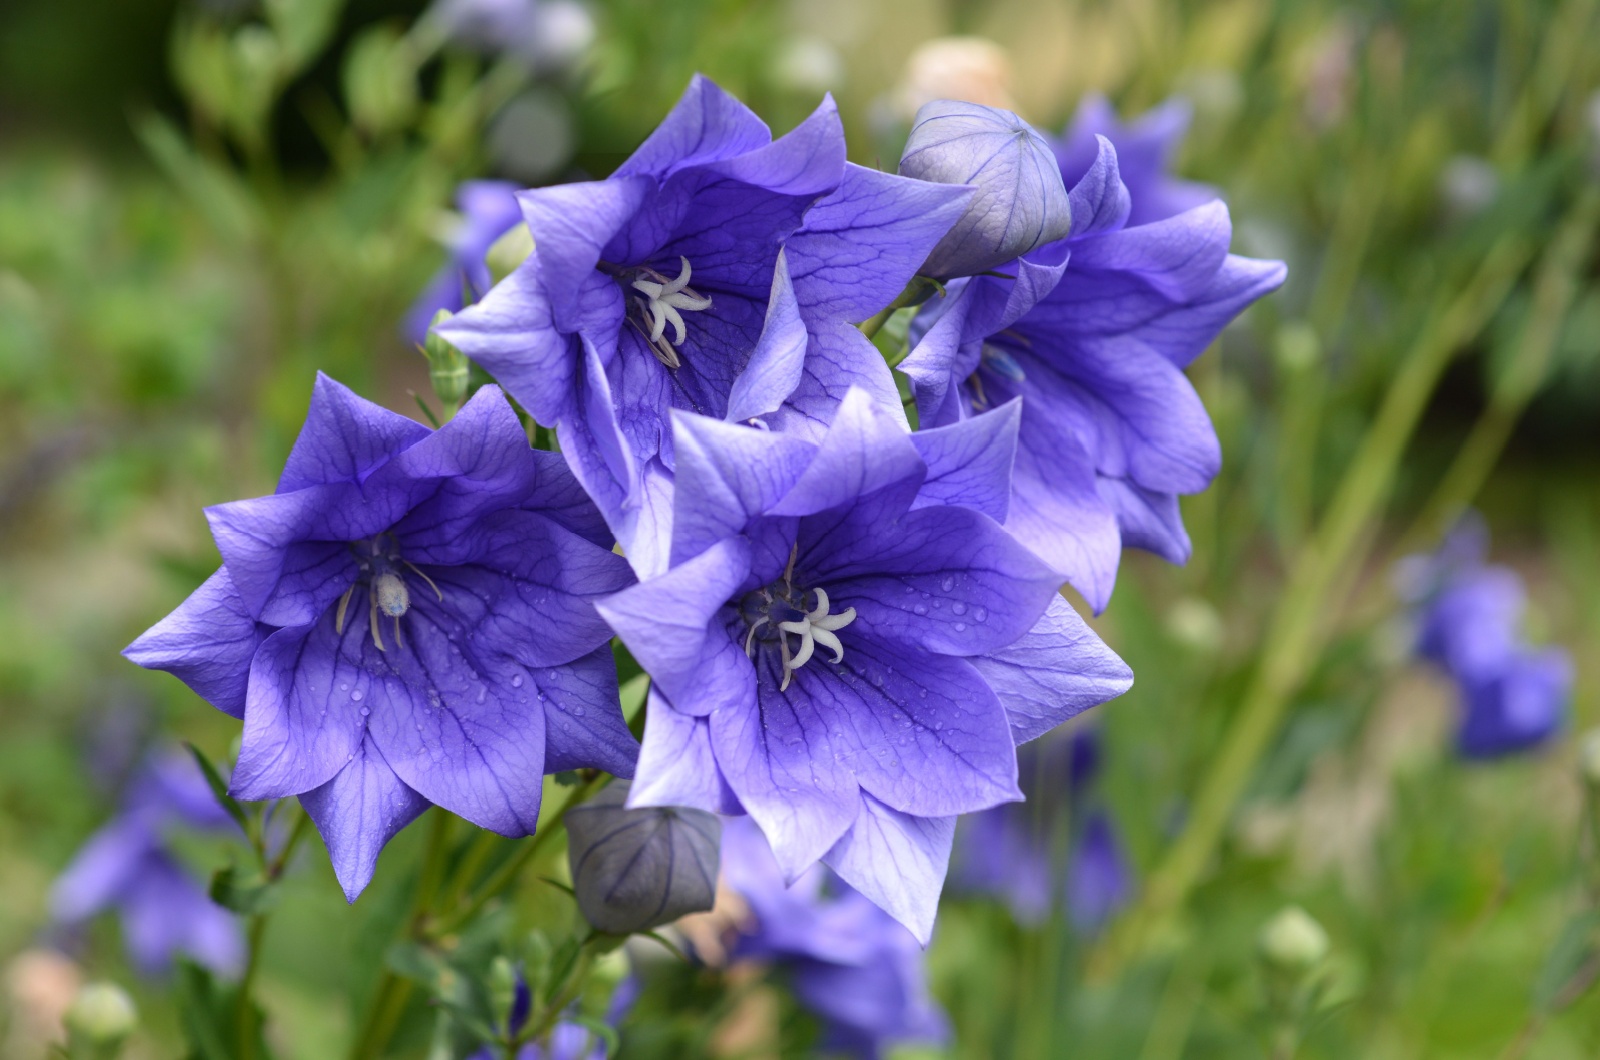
top-left (777, 588), bottom-right (857, 692)
top-left (630, 257), bottom-right (712, 369)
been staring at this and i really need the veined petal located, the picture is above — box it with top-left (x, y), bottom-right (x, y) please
top-left (519, 177), bottom-right (653, 333)
top-left (968, 594), bottom-right (1133, 745)
top-left (123, 567), bottom-right (265, 719)
top-left (669, 411), bottom-right (815, 565)
top-left (822, 795), bottom-right (955, 946)
top-left (299, 736), bottom-right (430, 901)
top-left (277, 373), bottom-right (431, 493)
top-left (768, 389), bottom-right (924, 518)
top-left (909, 399), bottom-right (1021, 524)
top-left (627, 688), bottom-right (743, 815)
top-left (787, 163), bottom-right (974, 322)
top-left (723, 250), bottom-right (808, 424)
top-left (614, 73), bottom-right (773, 180)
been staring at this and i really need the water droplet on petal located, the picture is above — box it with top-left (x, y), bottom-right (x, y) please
top-left (974, 607), bottom-right (987, 622)
top-left (572, 705), bottom-right (586, 717)
top-left (913, 604), bottom-right (928, 616)
top-left (951, 602), bottom-right (967, 616)
top-left (941, 576), bottom-right (955, 592)
top-left (360, 707), bottom-right (370, 717)
top-left (954, 622), bottom-right (966, 632)
top-left (350, 689), bottom-right (364, 702)
top-left (511, 674), bottom-right (524, 688)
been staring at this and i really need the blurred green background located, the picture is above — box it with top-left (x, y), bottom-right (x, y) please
top-left (3, 0), bottom-right (1599, 1056)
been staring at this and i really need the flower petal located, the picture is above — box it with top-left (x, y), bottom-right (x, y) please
top-left (723, 250), bottom-right (808, 424)
top-left (968, 594), bottom-right (1133, 745)
top-left (627, 689), bottom-right (743, 814)
top-left (123, 567), bottom-right (265, 719)
top-left (537, 646), bottom-right (637, 778)
top-left (299, 735), bottom-right (430, 901)
top-left (806, 503), bottom-right (1061, 657)
top-left (908, 399), bottom-right (1020, 524)
top-left (787, 163), bottom-right (974, 322)
top-left (765, 317), bottom-right (908, 443)
top-left (519, 176), bottom-right (653, 333)
top-left (822, 794), bottom-right (954, 946)
top-left (614, 73), bottom-right (773, 181)
top-left (596, 538), bottom-right (755, 717)
top-left (768, 388), bottom-right (923, 518)
top-left (811, 637), bottom-right (1021, 817)
top-left (711, 653), bottom-right (863, 880)
top-left (669, 412), bottom-right (814, 565)
top-left (277, 373), bottom-right (430, 493)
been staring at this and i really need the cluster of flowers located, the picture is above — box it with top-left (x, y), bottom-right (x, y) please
top-left (124, 75), bottom-right (1282, 963)
top-left (1399, 518), bottom-right (1572, 758)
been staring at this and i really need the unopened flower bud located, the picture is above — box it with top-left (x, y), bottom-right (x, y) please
top-left (64, 981), bottom-right (137, 1052)
top-left (898, 100), bottom-right (1072, 279)
top-left (1259, 906), bottom-right (1330, 974)
top-left (1579, 729), bottom-right (1600, 787)
top-left (566, 781), bottom-right (720, 935)
top-left (422, 309), bottom-right (470, 410)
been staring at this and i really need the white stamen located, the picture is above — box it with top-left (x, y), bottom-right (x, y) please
top-left (629, 256), bottom-right (712, 368)
top-left (775, 588), bottom-right (857, 690)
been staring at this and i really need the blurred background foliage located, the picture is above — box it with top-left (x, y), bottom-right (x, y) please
top-left (2, 0), bottom-right (1599, 1056)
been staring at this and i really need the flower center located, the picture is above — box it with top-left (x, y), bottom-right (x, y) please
top-left (336, 534), bottom-right (443, 652)
top-left (739, 550), bottom-right (857, 692)
top-left (625, 256), bottom-right (713, 370)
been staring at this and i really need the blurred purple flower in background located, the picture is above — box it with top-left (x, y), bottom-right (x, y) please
top-left (405, 181), bottom-right (523, 343)
top-left (467, 972), bottom-right (637, 1060)
top-left (717, 818), bottom-right (947, 1060)
top-left (951, 729), bottom-right (1131, 930)
top-left (901, 120), bottom-right (1285, 612)
top-left (124, 377), bottom-right (637, 899)
top-left (1398, 518), bottom-right (1571, 758)
top-left (428, 0), bottom-right (595, 69)
top-left (51, 751), bottom-right (243, 977)
top-left (1052, 95), bottom-right (1217, 227)
top-left (599, 389), bottom-right (1131, 940)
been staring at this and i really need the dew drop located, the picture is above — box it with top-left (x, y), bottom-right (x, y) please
top-left (572, 705), bottom-right (587, 717)
top-left (511, 674), bottom-right (524, 688)
top-left (339, 683), bottom-right (349, 691)
top-left (913, 604), bottom-right (928, 616)
top-left (954, 622), bottom-right (966, 632)
top-left (941, 576), bottom-right (955, 592)
top-left (475, 685), bottom-right (488, 704)
top-left (918, 689), bottom-right (928, 699)
top-left (350, 689), bottom-right (364, 702)
top-left (974, 607), bottom-right (987, 622)
top-left (951, 602), bottom-right (967, 616)
top-left (359, 707), bottom-right (370, 717)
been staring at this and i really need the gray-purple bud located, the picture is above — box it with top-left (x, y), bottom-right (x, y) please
top-left (566, 781), bottom-right (720, 935)
top-left (898, 99), bottom-right (1072, 278)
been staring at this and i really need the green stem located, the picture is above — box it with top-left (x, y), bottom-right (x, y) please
top-left (348, 809), bottom-right (456, 1060)
top-left (1400, 184), bottom-right (1600, 551)
top-left (857, 275), bottom-right (942, 340)
top-left (1087, 234), bottom-right (1532, 980)
top-left (431, 773), bottom-right (611, 938)
top-left (514, 943), bottom-right (598, 1050)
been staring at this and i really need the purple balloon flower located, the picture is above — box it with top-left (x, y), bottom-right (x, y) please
top-left (51, 752), bottom-right (244, 977)
top-left (1052, 95), bottom-right (1218, 228)
top-left (719, 818), bottom-right (947, 1059)
top-left (124, 376), bottom-right (637, 898)
top-left (951, 729), bottom-right (1131, 929)
top-left (1400, 520), bottom-right (1571, 758)
top-left (404, 181), bottom-right (524, 343)
top-left (900, 135), bottom-right (1286, 611)
top-left (437, 75), bottom-right (971, 576)
top-left (597, 388), bottom-right (1132, 940)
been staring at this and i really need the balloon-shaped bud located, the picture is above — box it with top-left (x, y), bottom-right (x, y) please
top-left (65, 981), bottom-right (137, 1055)
top-left (566, 781), bottom-right (720, 935)
top-left (898, 99), bottom-right (1072, 278)
top-left (1258, 906), bottom-right (1330, 974)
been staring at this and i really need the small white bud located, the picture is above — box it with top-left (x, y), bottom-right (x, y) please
top-left (1259, 906), bottom-right (1330, 974)
top-left (65, 981), bottom-right (138, 1046)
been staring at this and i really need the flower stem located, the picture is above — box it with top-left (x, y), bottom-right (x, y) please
top-left (430, 772), bottom-right (611, 938)
top-left (1399, 184), bottom-right (1600, 551)
top-left (1086, 233), bottom-right (1533, 980)
top-left (856, 275), bottom-right (942, 340)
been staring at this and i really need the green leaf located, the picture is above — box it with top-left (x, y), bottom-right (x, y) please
top-left (183, 743), bottom-right (250, 835)
top-left (132, 114), bottom-right (258, 244)
top-left (209, 863), bottom-right (279, 916)
top-left (1534, 910), bottom-right (1600, 1011)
